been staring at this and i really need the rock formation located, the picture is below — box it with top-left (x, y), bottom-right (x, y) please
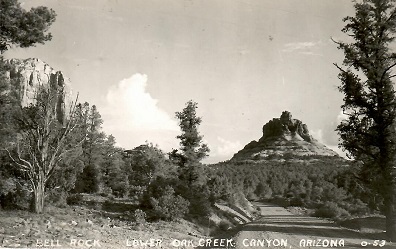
top-left (231, 111), bottom-right (339, 161)
top-left (5, 58), bottom-right (73, 124)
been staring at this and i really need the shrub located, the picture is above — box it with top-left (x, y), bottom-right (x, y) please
top-left (314, 201), bottom-right (350, 219)
top-left (188, 196), bottom-right (212, 218)
top-left (0, 184), bottom-right (31, 210)
top-left (290, 197), bottom-right (305, 207)
top-left (66, 194), bottom-right (83, 206)
top-left (270, 196), bottom-right (291, 207)
top-left (218, 220), bottom-right (231, 231)
top-left (47, 189), bottom-right (68, 207)
top-left (149, 186), bottom-right (190, 221)
top-left (185, 185), bottom-right (213, 217)
top-left (99, 186), bottom-right (113, 197)
top-left (340, 199), bottom-right (370, 216)
top-left (228, 191), bottom-right (247, 207)
top-left (254, 182), bottom-right (272, 200)
top-left (134, 209), bottom-right (146, 224)
top-left (129, 185), bottom-right (147, 200)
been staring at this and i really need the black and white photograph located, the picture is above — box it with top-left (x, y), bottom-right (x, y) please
top-left (1, 0), bottom-right (396, 248)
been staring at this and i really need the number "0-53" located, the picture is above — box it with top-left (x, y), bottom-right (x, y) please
top-left (361, 240), bottom-right (386, 247)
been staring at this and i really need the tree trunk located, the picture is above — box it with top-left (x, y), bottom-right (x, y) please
top-left (32, 173), bottom-right (46, 214)
top-left (384, 184), bottom-right (396, 241)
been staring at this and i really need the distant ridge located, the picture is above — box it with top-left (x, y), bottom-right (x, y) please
top-left (231, 111), bottom-right (339, 161)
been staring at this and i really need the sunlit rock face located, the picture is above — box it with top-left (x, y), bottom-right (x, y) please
top-left (6, 58), bottom-right (73, 124)
top-left (231, 111), bottom-right (339, 162)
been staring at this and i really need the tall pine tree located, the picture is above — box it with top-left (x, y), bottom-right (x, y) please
top-left (74, 104), bottom-right (106, 193)
top-left (335, 0), bottom-right (396, 241)
top-left (170, 100), bottom-right (210, 186)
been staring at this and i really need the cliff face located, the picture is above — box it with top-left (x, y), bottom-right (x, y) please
top-left (261, 111), bottom-right (313, 143)
top-left (231, 111), bottom-right (339, 161)
top-left (6, 58), bottom-right (73, 124)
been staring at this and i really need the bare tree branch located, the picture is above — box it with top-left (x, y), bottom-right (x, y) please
top-left (2, 148), bottom-right (31, 171)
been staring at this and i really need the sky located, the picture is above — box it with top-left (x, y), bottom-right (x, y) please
top-left (5, 0), bottom-right (356, 163)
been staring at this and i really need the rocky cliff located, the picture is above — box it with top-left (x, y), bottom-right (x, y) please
top-left (6, 58), bottom-right (73, 124)
top-left (231, 111), bottom-right (339, 161)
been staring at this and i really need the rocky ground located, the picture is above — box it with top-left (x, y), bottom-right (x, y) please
top-left (0, 205), bottom-right (207, 249)
top-left (2, 202), bottom-right (394, 249)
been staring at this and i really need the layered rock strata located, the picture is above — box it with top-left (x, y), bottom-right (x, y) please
top-left (6, 58), bottom-right (73, 124)
top-left (231, 111), bottom-right (339, 161)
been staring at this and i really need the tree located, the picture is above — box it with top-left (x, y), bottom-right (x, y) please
top-left (0, 0), bottom-right (57, 208)
top-left (99, 135), bottom-right (128, 197)
top-left (82, 105), bottom-right (106, 166)
top-left (126, 143), bottom-right (177, 198)
top-left (173, 100), bottom-right (210, 164)
top-left (4, 87), bottom-right (83, 213)
top-left (1, 0), bottom-right (56, 144)
top-left (334, 0), bottom-right (396, 241)
top-left (149, 185), bottom-right (190, 221)
top-left (45, 153), bottom-right (84, 207)
top-left (170, 101), bottom-right (210, 187)
top-left (74, 103), bottom-right (106, 193)
top-left (0, 59), bottom-right (15, 145)
top-left (0, 0), bottom-right (56, 54)
top-left (168, 101), bottom-right (212, 216)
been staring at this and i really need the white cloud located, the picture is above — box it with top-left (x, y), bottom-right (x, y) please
top-left (310, 129), bottom-right (324, 143)
top-left (282, 41), bottom-right (321, 53)
top-left (101, 73), bottom-right (179, 151)
top-left (298, 51), bottom-right (323, 56)
top-left (105, 74), bottom-right (178, 130)
top-left (216, 137), bottom-right (242, 157)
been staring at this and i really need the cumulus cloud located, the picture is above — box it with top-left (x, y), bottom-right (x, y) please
top-left (101, 73), bottom-right (179, 151)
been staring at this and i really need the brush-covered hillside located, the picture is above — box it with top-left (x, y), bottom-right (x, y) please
top-left (0, 58), bottom-right (258, 248)
top-left (0, 59), bottom-right (386, 248)
top-left (210, 112), bottom-right (378, 222)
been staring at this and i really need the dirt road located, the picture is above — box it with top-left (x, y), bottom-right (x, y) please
top-left (231, 202), bottom-right (395, 249)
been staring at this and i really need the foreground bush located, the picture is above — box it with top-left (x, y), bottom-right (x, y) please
top-left (149, 186), bottom-right (190, 221)
top-left (314, 201), bottom-right (350, 219)
top-left (134, 209), bottom-right (147, 224)
top-left (66, 194), bottom-right (83, 206)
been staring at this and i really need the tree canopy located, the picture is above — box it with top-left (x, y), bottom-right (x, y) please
top-left (171, 100), bottom-right (210, 165)
top-left (334, 0), bottom-right (396, 241)
top-left (0, 0), bottom-right (56, 53)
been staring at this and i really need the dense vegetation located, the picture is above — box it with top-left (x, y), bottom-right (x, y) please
top-left (0, 0), bottom-right (391, 239)
top-left (334, 0), bottom-right (396, 241)
top-left (210, 157), bottom-right (377, 220)
top-left (0, 95), bottom-right (217, 223)
top-left (0, 64), bottom-right (380, 223)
